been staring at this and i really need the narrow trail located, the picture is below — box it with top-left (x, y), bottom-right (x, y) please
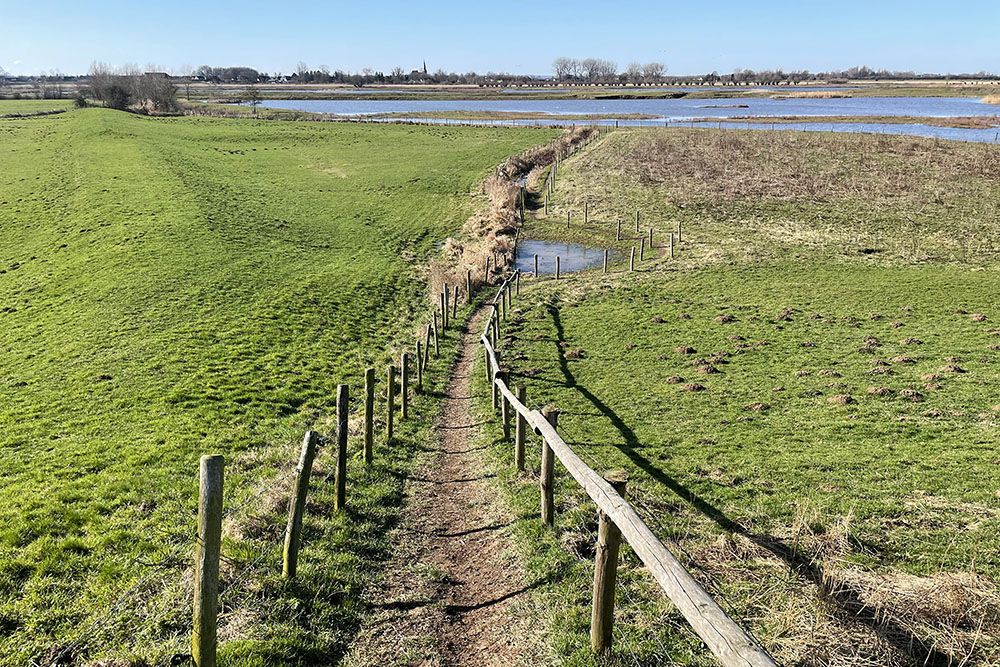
top-left (345, 307), bottom-right (541, 667)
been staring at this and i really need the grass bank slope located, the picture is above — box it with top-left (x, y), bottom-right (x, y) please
top-left (0, 108), bottom-right (555, 665)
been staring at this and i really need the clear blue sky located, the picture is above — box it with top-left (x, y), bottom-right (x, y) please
top-left (2, 0), bottom-right (998, 76)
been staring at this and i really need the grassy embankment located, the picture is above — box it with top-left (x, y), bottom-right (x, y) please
top-left (0, 107), bottom-right (557, 665)
top-left (477, 129), bottom-right (1000, 665)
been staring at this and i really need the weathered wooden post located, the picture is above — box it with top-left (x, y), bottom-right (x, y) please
top-left (540, 407), bottom-right (558, 526)
top-left (443, 285), bottom-right (450, 328)
top-left (648, 227), bottom-right (654, 247)
top-left (423, 324), bottom-right (432, 367)
top-left (640, 237), bottom-right (645, 261)
top-left (585, 201), bottom-right (589, 225)
top-left (616, 220), bottom-right (621, 241)
top-left (556, 256), bottom-right (561, 280)
top-left (516, 271), bottom-right (521, 296)
top-left (439, 291), bottom-right (447, 330)
top-left (669, 232), bottom-right (675, 259)
top-left (193, 454), bottom-right (224, 667)
top-left (466, 269), bottom-right (472, 301)
top-left (591, 472), bottom-right (628, 655)
top-left (400, 352), bottom-right (410, 420)
top-left (485, 256), bottom-right (491, 282)
top-left (415, 341), bottom-right (423, 391)
top-left (432, 311), bottom-right (440, 357)
top-left (515, 385), bottom-right (527, 471)
top-left (386, 365), bottom-right (396, 443)
top-left (283, 431), bottom-right (318, 579)
top-left (364, 368), bottom-right (375, 464)
top-left (534, 253), bottom-right (539, 277)
top-left (603, 249), bottom-right (609, 274)
top-left (567, 210), bottom-right (571, 228)
top-left (452, 284), bottom-right (459, 319)
top-left (677, 220), bottom-right (683, 243)
top-left (629, 247), bottom-right (635, 271)
top-left (334, 384), bottom-right (348, 511)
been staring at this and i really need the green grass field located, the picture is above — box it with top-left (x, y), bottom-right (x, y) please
top-left (0, 99), bottom-right (73, 115)
top-left (484, 129), bottom-right (1000, 665)
top-left (0, 108), bottom-right (556, 665)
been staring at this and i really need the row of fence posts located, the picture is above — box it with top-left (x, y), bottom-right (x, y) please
top-left (542, 126), bottom-right (608, 215)
top-left (481, 270), bottom-right (625, 655)
top-left (481, 272), bottom-right (777, 667)
top-left (189, 274), bottom-right (475, 666)
top-left (525, 217), bottom-right (682, 279)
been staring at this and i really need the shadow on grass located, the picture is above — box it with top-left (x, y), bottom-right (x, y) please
top-left (543, 302), bottom-right (955, 667)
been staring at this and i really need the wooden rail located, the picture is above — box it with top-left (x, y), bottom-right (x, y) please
top-left (481, 270), bottom-right (776, 666)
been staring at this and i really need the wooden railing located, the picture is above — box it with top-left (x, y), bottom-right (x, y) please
top-left (481, 269), bottom-right (777, 666)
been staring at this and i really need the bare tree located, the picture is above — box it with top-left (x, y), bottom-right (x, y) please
top-left (244, 84), bottom-right (261, 115)
top-left (553, 57), bottom-right (575, 81)
top-left (642, 62), bottom-right (666, 82)
top-left (296, 61), bottom-right (308, 77)
top-left (626, 62), bottom-right (642, 83)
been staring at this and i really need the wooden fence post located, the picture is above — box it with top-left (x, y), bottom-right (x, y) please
top-left (516, 271), bottom-right (521, 296)
top-left (415, 341), bottom-right (423, 391)
top-left (283, 431), bottom-right (318, 579)
top-left (540, 407), bottom-right (558, 526)
top-left (567, 210), bottom-right (571, 228)
top-left (591, 472), bottom-right (628, 655)
top-left (386, 365), bottom-right (396, 443)
top-left (677, 220), bottom-right (683, 243)
top-left (335, 384), bottom-right (348, 511)
top-left (629, 247), bottom-right (635, 271)
top-left (515, 385), bottom-right (526, 471)
top-left (432, 311), bottom-right (440, 357)
top-left (424, 324), bottom-right (432, 367)
top-left (400, 352), bottom-right (410, 420)
top-left (466, 269), bottom-right (472, 301)
top-left (439, 292), bottom-right (447, 330)
top-left (499, 372), bottom-right (511, 440)
top-left (616, 219), bottom-right (621, 241)
top-left (640, 237), bottom-right (645, 261)
top-left (603, 249), bottom-right (609, 274)
top-left (452, 284), bottom-right (458, 319)
top-left (669, 232), bottom-right (675, 259)
top-left (364, 368), bottom-right (374, 464)
top-left (193, 454), bottom-right (224, 667)
top-left (556, 256), bottom-right (561, 280)
top-left (585, 201), bottom-right (589, 225)
top-left (648, 227), bottom-right (654, 247)
top-left (534, 254), bottom-right (539, 277)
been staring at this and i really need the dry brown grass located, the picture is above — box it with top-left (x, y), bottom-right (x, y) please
top-left (771, 90), bottom-right (854, 99)
top-left (619, 130), bottom-right (1000, 202)
top-left (427, 127), bottom-right (596, 303)
top-left (984, 95), bottom-right (1000, 105)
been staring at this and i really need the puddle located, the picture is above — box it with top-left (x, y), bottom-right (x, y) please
top-left (515, 239), bottom-right (619, 275)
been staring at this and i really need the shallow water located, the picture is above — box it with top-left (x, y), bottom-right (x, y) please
top-left (257, 95), bottom-right (993, 120)
top-left (253, 96), bottom-right (1000, 143)
top-left (515, 239), bottom-right (618, 275)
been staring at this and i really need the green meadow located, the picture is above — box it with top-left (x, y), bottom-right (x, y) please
top-left (485, 129), bottom-right (1000, 665)
top-left (0, 108), bottom-right (555, 665)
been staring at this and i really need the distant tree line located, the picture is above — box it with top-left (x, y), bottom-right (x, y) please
top-left (87, 63), bottom-right (178, 111)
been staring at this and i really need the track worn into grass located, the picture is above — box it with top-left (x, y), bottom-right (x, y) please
top-left (346, 307), bottom-right (540, 666)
